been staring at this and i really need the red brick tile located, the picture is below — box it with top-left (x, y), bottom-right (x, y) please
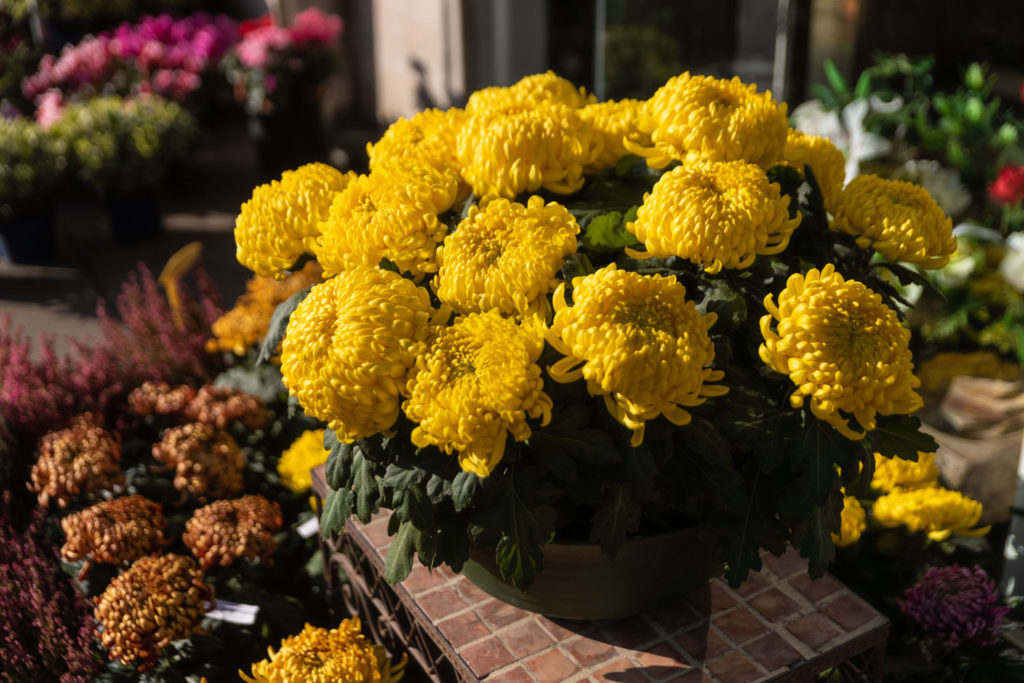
top-left (523, 649), bottom-right (580, 680)
top-left (706, 651), bottom-right (763, 681)
top-left (402, 563), bottom-right (445, 595)
top-left (647, 602), bottom-right (705, 636)
top-left (788, 572), bottom-right (844, 605)
top-left (742, 632), bottom-right (802, 672)
top-left (634, 641), bottom-right (690, 671)
top-left (455, 575), bottom-right (495, 606)
top-left (786, 613), bottom-right (841, 650)
top-left (598, 616), bottom-right (660, 650)
top-left (486, 665), bottom-right (536, 682)
top-left (676, 626), bottom-right (729, 662)
top-left (477, 598), bottom-right (530, 630)
top-left (462, 637), bottom-right (517, 676)
top-left (661, 671), bottom-right (706, 683)
top-left (709, 582), bottom-right (737, 610)
top-left (438, 610), bottom-right (492, 648)
top-left (821, 593), bottom-right (880, 632)
top-left (416, 585), bottom-right (469, 620)
top-left (731, 571), bottom-right (770, 599)
top-left (748, 588), bottom-right (801, 621)
top-left (362, 517), bottom-right (393, 549)
top-left (761, 549), bottom-right (807, 578)
top-left (594, 659), bottom-right (646, 682)
top-left (711, 607), bottom-right (764, 645)
top-left (563, 636), bottom-right (619, 668)
top-left (538, 616), bottom-right (586, 643)
top-left (501, 619), bottom-right (557, 658)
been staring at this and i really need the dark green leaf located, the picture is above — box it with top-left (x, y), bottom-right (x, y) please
top-left (681, 417), bottom-right (733, 469)
top-left (383, 520), bottom-right (419, 584)
top-left (765, 164), bottom-right (804, 198)
top-left (723, 474), bottom-right (788, 587)
top-left (589, 485), bottom-right (641, 559)
top-left (853, 71), bottom-right (872, 99)
top-left (793, 490), bottom-right (842, 578)
top-left (425, 474), bottom-right (451, 503)
top-left (257, 287), bottom-right (311, 364)
top-left (352, 452), bottom-right (381, 523)
top-left (378, 257), bottom-right (400, 273)
top-left (319, 488), bottom-right (352, 538)
top-left (324, 432), bottom-right (356, 489)
top-left (382, 463), bottom-right (427, 491)
top-left (824, 58), bottom-right (849, 96)
top-left (438, 522), bottom-right (470, 573)
top-left (401, 484), bottom-right (435, 531)
top-left (581, 207), bottom-right (641, 254)
top-left (491, 469), bottom-right (556, 590)
top-left (452, 470), bottom-right (481, 511)
top-left (529, 408), bottom-right (622, 465)
top-left (867, 414), bottom-right (938, 460)
top-left (696, 279), bottom-right (747, 330)
top-left (794, 418), bottom-right (854, 505)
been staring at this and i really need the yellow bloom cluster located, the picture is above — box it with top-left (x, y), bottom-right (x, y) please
top-left (831, 174), bottom-right (957, 269)
top-left (435, 196), bottom-right (580, 317)
top-left (235, 163), bottom-right (354, 278)
top-left (548, 264), bottom-right (727, 446)
top-left (207, 262), bottom-right (323, 356)
top-left (872, 452), bottom-right (940, 493)
top-left (627, 73), bottom-right (788, 168)
top-left (367, 107), bottom-right (465, 178)
top-left (280, 266), bottom-right (448, 441)
top-left (760, 264), bottom-right (922, 439)
top-left (832, 496), bottom-right (866, 547)
top-left (278, 429), bottom-right (328, 493)
top-left (627, 160), bottom-right (799, 273)
top-left (466, 70), bottom-right (594, 113)
top-left (578, 98), bottom-right (643, 172)
top-left (404, 310), bottom-right (552, 477)
top-left (241, 618), bottom-right (406, 683)
top-left (780, 129), bottom-right (846, 212)
top-left (872, 487), bottom-right (988, 541)
top-left (315, 166), bottom-right (459, 279)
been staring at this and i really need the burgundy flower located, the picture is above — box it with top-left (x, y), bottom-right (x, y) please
top-left (989, 165), bottom-right (1024, 205)
top-left (899, 564), bottom-right (1009, 648)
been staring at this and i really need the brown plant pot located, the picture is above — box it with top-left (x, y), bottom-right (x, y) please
top-left (461, 527), bottom-right (722, 620)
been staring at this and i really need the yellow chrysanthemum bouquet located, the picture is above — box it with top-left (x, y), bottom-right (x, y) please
top-left (235, 70), bottom-right (954, 591)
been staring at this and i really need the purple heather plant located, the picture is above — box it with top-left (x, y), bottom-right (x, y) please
top-left (899, 564), bottom-right (1010, 648)
top-left (0, 509), bottom-right (101, 682)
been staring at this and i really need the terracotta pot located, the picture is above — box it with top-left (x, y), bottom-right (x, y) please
top-left (461, 527), bottom-right (721, 620)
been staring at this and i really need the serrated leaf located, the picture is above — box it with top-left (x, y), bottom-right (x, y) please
top-left (529, 409), bottom-right (622, 465)
top-left (320, 487), bottom-right (352, 538)
top-left (867, 414), bottom-right (938, 460)
top-left (352, 452), bottom-right (381, 523)
top-left (257, 287), bottom-right (311, 364)
top-left (382, 463), bottom-right (427, 491)
top-left (581, 207), bottom-right (641, 254)
top-left (723, 474), bottom-right (788, 587)
top-left (697, 280), bottom-right (747, 330)
top-left (589, 485), bottom-right (641, 559)
top-left (401, 484), bottom-right (435, 531)
top-left (452, 470), bottom-right (481, 511)
top-left (794, 418), bottom-right (856, 504)
top-left (793, 491), bottom-right (842, 578)
top-left (491, 469), bottom-right (556, 590)
top-left (425, 474), bottom-right (450, 503)
top-left (384, 520), bottom-right (418, 584)
top-left (681, 417), bottom-right (733, 469)
top-left (438, 525), bottom-right (469, 573)
top-left (324, 432), bottom-right (355, 490)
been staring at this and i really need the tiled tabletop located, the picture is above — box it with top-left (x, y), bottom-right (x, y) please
top-left (312, 468), bottom-right (889, 682)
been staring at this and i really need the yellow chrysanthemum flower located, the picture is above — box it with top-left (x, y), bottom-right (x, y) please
top-left (235, 163), bottom-right (355, 278)
top-left (626, 73), bottom-right (788, 169)
top-left (241, 619), bottom-right (406, 683)
top-left (280, 267), bottom-right (449, 441)
top-left (831, 174), bottom-right (957, 269)
top-left (403, 310), bottom-right (552, 477)
top-left (314, 167), bottom-right (458, 279)
top-left (367, 107), bottom-right (465, 178)
top-left (759, 264), bottom-right (922, 440)
top-left (547, 264), bottom-right (727, 446)
top-left (456, 104), bottom-right (601, 199)
top-left (915, 350), bottom-right (1021, 396)
top-left (780, 128), bottom-right (846, 212)
top-left (578, 98), bottom-right (643, 172)
top-left (435, 196), bottom-right (579, 317)
top-left (832, 496), bottom-right (866, 547)
top-left (278, 429), bottom-right (328, 493)
top-left (466, 70), bottom-right (594, 114)
top-left (207, 262), bottom-right (323, 356)
top-left (872, 486), bottom-right (988, 541)
top-left (872, 452), bottom-right (940, 493)
top-left (627, 160), bottom-right (799, 273)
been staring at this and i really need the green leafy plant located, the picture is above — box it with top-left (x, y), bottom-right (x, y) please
top-left (0, 116), bottom-right (65, 216)
top-left (50, 94), bottom-right (193, 196)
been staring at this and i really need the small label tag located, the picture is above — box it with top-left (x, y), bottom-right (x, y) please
top-left (206, 600), bottom-right (259, 625)
top-left (297, 516), bottom-right (321, 539)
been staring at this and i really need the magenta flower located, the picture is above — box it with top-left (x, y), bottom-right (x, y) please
top-left (288, 7), bottom-right (343, 45)
top-left (899, 565), bottom-right (1009, 648)
top-left (236, 25), bottom-right (292, 68)
top-left (34, 90), bottom-right (64, 130)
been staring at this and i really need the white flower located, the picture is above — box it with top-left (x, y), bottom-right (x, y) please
top-left (1001, 232), bottom-right (1024, 293)
top-left (791, 98), bottom-right (893, 183)
top-left (894, 159), bottom-right (971, 217)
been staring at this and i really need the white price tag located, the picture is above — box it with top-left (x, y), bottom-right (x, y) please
top-left (206, 600), bottom-right (259, 625)
top-left (297, 516), bottom-right (321, 539)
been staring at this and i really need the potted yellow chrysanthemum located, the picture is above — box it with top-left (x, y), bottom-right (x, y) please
top-left (233, 70), bottom-right (966, 619)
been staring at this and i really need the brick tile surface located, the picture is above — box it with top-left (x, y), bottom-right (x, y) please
top-left (786, 613), bottom-right (841, 649)
top-left (647, 602), bottom-right (705, 635)
top-left (417, 585), bottom-right (469, 620)
top-left (743, 632), bottom-right (802, 672)
top-left (463, 637), bottom-right (518, 676)
top-left (485, 665), bottom-right (536, 682)
top-left (706, 651), bottom-right (764, 682)
top-left (438, 609), bottom-right (493, 648)
top-left (594, 660), bottom-right (647, 682)
top-left (501, 619), bottom-right (557, 659)
top-left (711, 607), bottom-right (766, 645)
top-left (523, 649), bottom-right (581, 680)
top-left (633, 641), bottom-right (690, 670)
top-left (478, 599), bottom-right (530, 630)
top-left (788, 572), bottom-right (845, 604)
top-left (748, 588), bottom-right (801, 621)
top-left (564, 636), bottom-right (619, 669)
top-left (822, 593), bottom-right (881, 632)
top-left (597, 617), bottom-right (660, 650)
top-left (761, 549), bottom-right (807, 578)
top-left (676, 626), bottom-right (730, 661)
top-left (538, 617), bottom-right (586, 642)
top-left (731, 571), bottom-right (770, 599)
top-left (402, 564), bottom-right (443, 596)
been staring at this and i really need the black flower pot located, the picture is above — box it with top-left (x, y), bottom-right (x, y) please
top-left (0, 210), bottom-right (57, 264)
top-left (247, 102), bottom-right (326, 182)
top-left (104, 190), bottom-right (163, 243)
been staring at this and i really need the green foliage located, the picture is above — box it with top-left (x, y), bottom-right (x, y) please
top-left (0, 117), bottom-right (65, 215)
top-left (50, 94), bottom-right (194, 195)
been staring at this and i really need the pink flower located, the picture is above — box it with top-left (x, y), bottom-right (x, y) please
top-left (34, 90), bottom-right (64, 130)
top-left (989, 165), bottom-right (1024, 205)
top-left (287, 7), bottom-right (342, 45)
top-left (236, 25), bottom-right (291, 68)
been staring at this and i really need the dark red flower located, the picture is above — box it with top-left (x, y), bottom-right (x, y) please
top-left (988, 165), bottom-right (1024, 205)
top-left (899, 564), bottom-right (1008, 648)
top-left (239, 14), bottom-right (275, 37)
